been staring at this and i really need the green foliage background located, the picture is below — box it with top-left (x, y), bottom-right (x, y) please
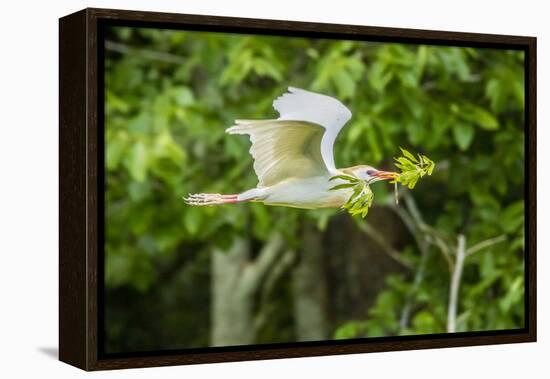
top-left (104, 26), bottom-right (525, 353)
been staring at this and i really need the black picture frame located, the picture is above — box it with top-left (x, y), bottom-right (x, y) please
top-left (59, 7), bottom-right (537, 371)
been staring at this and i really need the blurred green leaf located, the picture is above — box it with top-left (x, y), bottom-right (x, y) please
top-left (453, 123), bottom-right (475, 150)
top-left (126, 141), bottom-right (148, 182)
top-left (464, 105), bottom-right (499, 130)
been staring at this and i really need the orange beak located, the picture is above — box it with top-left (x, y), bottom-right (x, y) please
top-left (373, 170), bottom-right (399, 180)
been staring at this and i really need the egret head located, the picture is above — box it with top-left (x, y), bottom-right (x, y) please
top-left (343, 165), bottom-right (398, 183)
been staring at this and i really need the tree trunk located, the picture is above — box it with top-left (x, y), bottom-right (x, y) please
top-left (211, 233), bottom-right (285, 347)
top-left (211, 237), bottom-right (254, 346)
top-left (292, 222), bottom-right (328, 341)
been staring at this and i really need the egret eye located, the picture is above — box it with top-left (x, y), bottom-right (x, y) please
top-left (366, 169), bottom-right (375, 175)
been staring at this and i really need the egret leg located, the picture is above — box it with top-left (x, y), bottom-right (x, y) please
top-left (184, 188), bottom-right (265, 206)
top-left (183, 193), bottom-right (236, 205)
top-left (184, 193), bottom-right (239, 206)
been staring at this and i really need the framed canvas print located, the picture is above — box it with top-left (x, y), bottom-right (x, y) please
top-left (59, 8), bottom-right (537, 371)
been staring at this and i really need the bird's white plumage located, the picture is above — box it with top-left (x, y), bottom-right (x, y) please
top-left (226, 87), bottom-right (352, 188)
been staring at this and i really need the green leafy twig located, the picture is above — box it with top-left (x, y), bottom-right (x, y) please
top-left (329, 174), bottom-right (374, 218)
top-left (393, 147), bottom-right (435, 189)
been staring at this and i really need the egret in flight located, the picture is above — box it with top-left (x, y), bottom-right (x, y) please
top-left (185, 87), bottom-right (398, 209)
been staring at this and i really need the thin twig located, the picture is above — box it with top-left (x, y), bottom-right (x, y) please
top-left (390, 194), bottom-right (433, 330)
top-left (432, 236), bottom-right (454, 272)
top-left (466, 235), bottom-right (506, 257)
top-left (447, 234), bottom-right (466, 333)
top-left (397, 193), bottom-right (454, 271)
top-left (392, 205), bottom-right (429, 258)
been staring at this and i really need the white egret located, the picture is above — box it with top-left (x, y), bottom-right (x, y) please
top-left (184, 87), bottom-right (398, 209)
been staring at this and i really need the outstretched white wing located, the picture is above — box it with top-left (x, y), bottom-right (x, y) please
top-left (273, 87), bottom-right (352, 171)
top-left (226, 87), bottom-right (352, 187)
top-left (227, 119), bottom-right (326, 187)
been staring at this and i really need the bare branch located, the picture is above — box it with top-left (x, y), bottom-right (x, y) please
top-left (393, 193), bottom-right (453, 271)
top-left (447, 234), bottom-right (466, 333)
top-left (403, 191), bottom-right (424, 225)
top-left (388, 195), bottom-right (434, 330)
top-left (391, 193), bottom-right (456, 329)
top-left (432, 237), bottom-right (454, 272)
top-left (466, 235), bottom-right (506, 257)
top-left (396, 195), bottom-right (436, 329)
top-left (391, 204), bottom-right (432, 264)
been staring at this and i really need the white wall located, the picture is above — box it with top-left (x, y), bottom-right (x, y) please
top-left (0, 0), bottom-right (546, 377)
